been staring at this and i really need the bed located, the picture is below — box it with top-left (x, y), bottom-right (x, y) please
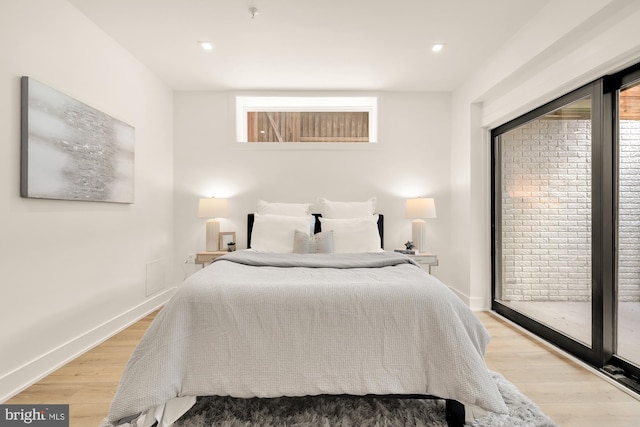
top-left (103, 201), bottom-right (507, 427)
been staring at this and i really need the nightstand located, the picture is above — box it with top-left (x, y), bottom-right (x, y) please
top-left (409, 253), bottom-right (438, 274)
top-left (195, 251), bottom-right (228, 267)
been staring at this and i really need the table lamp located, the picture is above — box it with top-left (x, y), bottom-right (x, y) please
top-left (405, 197), bottom-right (437, 253)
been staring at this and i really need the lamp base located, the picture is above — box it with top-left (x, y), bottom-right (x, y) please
top-left (205, 219), bottom-right (220, 252)
top-left (412, 219), bottom-right (425, 253)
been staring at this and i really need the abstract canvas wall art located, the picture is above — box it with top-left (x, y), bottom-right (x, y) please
top-left (20, 76), bottom-right (135, 203)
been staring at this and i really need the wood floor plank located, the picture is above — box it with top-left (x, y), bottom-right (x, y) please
top-left (4, 309), bottom-right (640, 426)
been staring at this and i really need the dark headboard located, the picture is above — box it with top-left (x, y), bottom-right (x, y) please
top-left (247, 213), bottom-right (384, 249)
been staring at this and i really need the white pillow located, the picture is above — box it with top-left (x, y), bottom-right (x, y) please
top-left (319, 197), bottom-right (376, 218)
top-left (319, 215), bottom-right (382, 253)
top-left (293, 229), bottom-right (334, 254)
top-left (251, 214), bottom-right (313, 253)
top-left (256, 200), bottom-right (311, 217)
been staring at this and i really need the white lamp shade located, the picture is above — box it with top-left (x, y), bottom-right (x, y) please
top-left (198, 198), bottom-right (228, 218)
top-left (405, 197), bottom-right (437, 219)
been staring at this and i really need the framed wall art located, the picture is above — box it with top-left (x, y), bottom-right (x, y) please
top-left (20, 76), bottom-right (135, 203)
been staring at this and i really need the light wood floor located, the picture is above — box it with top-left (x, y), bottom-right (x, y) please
top-left (5, 310), bottom-right (640, 427)
top-left (480, 311), bottom-right (640, 427)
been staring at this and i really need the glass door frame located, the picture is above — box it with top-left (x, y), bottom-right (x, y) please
top-left (491, 79), bottom-right (614, 368)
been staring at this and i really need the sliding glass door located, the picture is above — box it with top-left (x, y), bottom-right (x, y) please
top-left (616, 77), bottom-right (640, 373)
top-left (492, 83), bottom-right (603, 363)
top-left (495, 95), bottom-right (593, 346)
top-left (493, 62), bottom-right (640, 386)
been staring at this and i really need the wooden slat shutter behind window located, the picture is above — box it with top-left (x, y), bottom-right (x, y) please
top-left (247, 112), bottom-right (368, 142)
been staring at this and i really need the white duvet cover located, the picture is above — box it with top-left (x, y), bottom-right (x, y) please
top-left (104, 251), bottom-right (507, 426)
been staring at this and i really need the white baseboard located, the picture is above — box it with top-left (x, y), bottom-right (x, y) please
top-left (447, 286), bottom-right (487, 311)
top-left (0, 287), bottom-right (177, 403)
top-left (469, 296), bottom-right (488, 311)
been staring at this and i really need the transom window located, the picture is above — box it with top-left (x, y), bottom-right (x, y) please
top-left (236, 96), bottom-right (377, 143)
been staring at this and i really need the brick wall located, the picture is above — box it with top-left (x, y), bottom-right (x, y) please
top-left (500, 119), bottom-right (640, 302)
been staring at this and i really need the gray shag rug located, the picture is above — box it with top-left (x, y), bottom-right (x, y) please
top-left (172, 371), bottom-right (557, 427)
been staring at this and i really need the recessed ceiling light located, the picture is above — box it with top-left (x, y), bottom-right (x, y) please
top-left (199, 41), bottom-right (214, 51)
top-left (432, 44), bottom-right (444, 52)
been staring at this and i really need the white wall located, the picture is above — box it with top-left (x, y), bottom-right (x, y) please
top-left (173, 91), bottom-right (452, 283)
top-left (451, 0), bottom-right (640, 309)
top-left (0, 0), bottom-right (175, 400)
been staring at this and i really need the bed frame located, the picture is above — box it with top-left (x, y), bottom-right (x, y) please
top-left (245, 213), bottom-right (465, 426)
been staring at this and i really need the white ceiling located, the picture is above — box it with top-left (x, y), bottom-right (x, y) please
top-left (68, 0), bottom-right (550, 92)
